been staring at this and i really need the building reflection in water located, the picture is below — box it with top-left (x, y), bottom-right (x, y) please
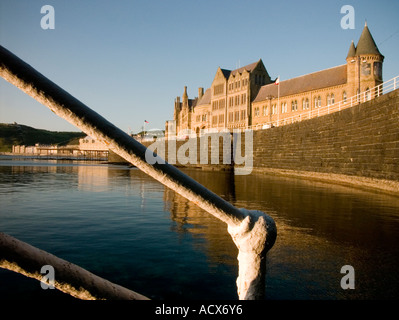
top-left (2, 158), bottom-right (399, 299)
top-left (78, 163), bottom-right (109, 193)
top-left (163, 169), bottom-right (239, 270)
top-left (163, 168), bottom-right (399, 299)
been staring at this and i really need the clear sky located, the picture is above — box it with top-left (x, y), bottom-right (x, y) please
top-left (1, 0), bottom-right (398, 134)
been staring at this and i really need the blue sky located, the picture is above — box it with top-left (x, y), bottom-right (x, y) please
top-left (1, 0), bottom-right (398, 133)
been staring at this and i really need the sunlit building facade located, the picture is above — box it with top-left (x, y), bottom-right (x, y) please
top-left (170, 23), bottom-right (384, 136)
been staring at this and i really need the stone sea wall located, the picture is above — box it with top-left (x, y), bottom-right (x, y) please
top-left (109, 89), bottom-right (399, 194)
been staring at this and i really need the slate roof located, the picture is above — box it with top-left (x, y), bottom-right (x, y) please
top-left (176, 98), bottom-right (198, 110)
top-left (217, 60), bottom-right (262, 79)
top-left (355, 23), bottom-right (382, 56)
top-left (188, 98), bottom-right (197, 108)
top-left (196, 88), bottom-right (211, 106)
top-left (346, 40), bottom-right (356, 59)
top-left (220, 69), bottom-right (231, 79)
top-left (230, 60), bottom-right (261, 76)
top-left (253, 64), bottom-right (347, 102)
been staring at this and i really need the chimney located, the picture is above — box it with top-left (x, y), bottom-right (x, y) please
top-left (198, 87), bottom-right (204, 100)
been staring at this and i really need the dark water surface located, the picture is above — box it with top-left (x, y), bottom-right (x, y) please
top-left (1, 156), bottom-right (398, 300)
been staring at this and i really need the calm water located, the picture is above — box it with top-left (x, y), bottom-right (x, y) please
top-left (1, 156), bottom-right (399, 300)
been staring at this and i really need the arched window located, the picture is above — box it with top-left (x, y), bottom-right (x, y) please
top-left (327, 94), bottom-right (331, 106)
top-left (281, 102), bottom-right (287, 113)
top-left (303, 98), bottom-right (309, 110)
top-left (291, 100), bottom-right (298, 111)
top-left (315, 96), bottom-right (321, 108)
top-left (331, 93), bottom-right (335, 104)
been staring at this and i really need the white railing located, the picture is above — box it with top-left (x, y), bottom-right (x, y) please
top-left (1, 44), bottom-right (276, 301)
top-left (249, 75), bottom-right (399, 131)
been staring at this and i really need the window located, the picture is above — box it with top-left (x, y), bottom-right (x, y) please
top-left (331, 94), bottom-right (335, 104)
top-left (302, 98), bottom-right (309, 110)
top-left (235, 111), bottom-right (240, 121)
top-left (315, 96), bottom-right (321, 108)
top-left (241, 110), bottom-right (246, 120)
top-left (202, 114), bottom-right (207, 122)
top-left (254, 107), bottom-right (260, 117)
top-left (327, 95), bottom-right (331, 106)
top-left (343, 91), bottom-right (347, 102)
top-left (212, 115), bottom-right (217, 125)
top-left (281, 102), bottom-right (287, 113)
top-left (241, 93), bottom-right (246, 105)
top-left (218, 114), bottom-right (224, 124)
top-left (229, 112), bottom-right (234, 122)
top-left (235, 95), bottom-right (240, 105)
top-left (263, 105), bottom-right (268, 116)
top-left (291, 100), bottom-right (298, 112)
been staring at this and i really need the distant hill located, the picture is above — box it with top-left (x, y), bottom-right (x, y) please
top-left (0, 123), bottom-right (86, 152)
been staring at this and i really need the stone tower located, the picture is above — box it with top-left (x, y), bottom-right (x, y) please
top-left (346, 22), bottom-right (384, 98)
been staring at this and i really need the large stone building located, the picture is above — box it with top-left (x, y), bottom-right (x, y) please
top-left (170, 22), bottom-right (384, 136)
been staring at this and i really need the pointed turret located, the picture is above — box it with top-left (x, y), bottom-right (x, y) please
top-left (182, 86), bottom-right (188, 108)
top-left (346, 40), bottom-right (356, 60)
top-left (345, 22), bottom-right (384, 97)
top-left (355, 21), bottom-right (382, 56)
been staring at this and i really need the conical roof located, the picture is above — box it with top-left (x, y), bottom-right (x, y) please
top-left (356, 22), bottom-right (382, 56)
top-left (346, 40), bottom-right (356, 59)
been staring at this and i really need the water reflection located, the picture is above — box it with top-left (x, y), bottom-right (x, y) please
top-left (181, 169), bottom-right (399, 299)
top-left (1, 158), bottom-right (399, 299)
top-left (163, 184), bottom-right (238, 269)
